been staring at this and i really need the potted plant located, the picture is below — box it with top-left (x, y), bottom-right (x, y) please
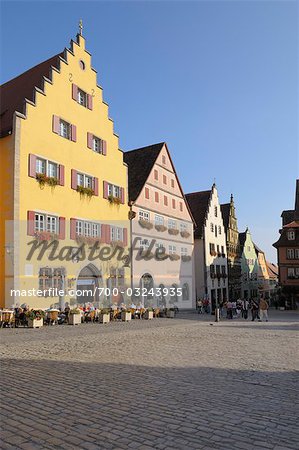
top-left (121, 310), bottom-right (132, 322)
top-left (76, 185), bottom-right (94, 198)
top-left (98, 308), bottom-right (110, 324)
top-left (69, 308), bottom-right (81, 325)
top-left (166, 308), bottom-right (175, 318)
top-left (36, 173), bottom-right (59, 188)
top-left (26, 309), bottom-right (45, 328)
top-left (108, 194), bottom-right (121, 205)
top-left (138, 219), bottom-right (153, 230)
top-left (143, 308), bottom-right (154, 320)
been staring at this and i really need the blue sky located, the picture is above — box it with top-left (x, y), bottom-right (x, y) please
top-left (1, 0), bottom-right (298, 262)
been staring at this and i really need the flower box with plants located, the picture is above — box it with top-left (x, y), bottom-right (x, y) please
top-left (138, 219), bottom-right (153, 230)
top-left (36, 173), bottom-right (59, 188)
top-left (180, 231), bottom-right (191, 238)
top-left (143, 308), bottom-right (154, 320)
top-left (76, 185), bottom-right (95, 198)
top-left (155, 224), bottom-right (167, 232)
top-left (168, 228), bottom-right (179, 235)
top-left (34, 231), bottom-right (59, 242)
top-left (98, 309), bottom-right (110, 324)
top-left (76, 235), bottom-right (101, 246)
top-left (121, 310), bottom-right (132, 322)
top-left (108, 194), bottom-right (121, 205)
top-left (169, 253), bottom-right (180, 261)
top-left (69, 308), bottom-right (81, 325)
top-left (26, 309), bottom-right (45, 328)
top-left (166, 308), bottom-right (175, 318)
top-left (181, 255), bottom-right (191, 262)
top-left (111, 240), bottom-right (125, 248)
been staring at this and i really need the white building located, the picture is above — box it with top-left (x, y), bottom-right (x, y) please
top-left (186, 184), bottom-right (229, 310)
top-left (124, 142), bottom-right (195, 309)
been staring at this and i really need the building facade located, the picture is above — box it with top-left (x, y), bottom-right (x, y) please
top-left (273, 180), bottom-right (299, 308)
top-left (124, 143), bottom-right (195, 309)
top-left (239, 229), bottom-right (259, 300)
top-left (254, 244), bottom-right (270, 299)
top-left (186, 184), bottom-right (228, 310)
top-left (220, 195), bottom-right (241, 300)
top-left (0, 32), bottom-right (130, 308)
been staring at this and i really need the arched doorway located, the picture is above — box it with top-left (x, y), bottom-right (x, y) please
top-left (76, 264), bottom-right (102, 305)
top-left (140, 273), bottom-right (154, 307)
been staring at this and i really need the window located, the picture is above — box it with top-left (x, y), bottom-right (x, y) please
top-left (139, 210), bottom-right (150, 221)
top-left (296, 249), bottom-right (299, 259)
top-left (218, 226), bottom-right (221, 235)
top-left (180, 223), bottom-right (188, 232)
top-left (287, 249), bottom-right (295, 259)
top-left (36, 158), bottom-right (58, 178)
top-left (180, 202), bottom-right (183, 212)
top-left (215, 226), bottom-right (218, 237)
top-left (164, 196), bottom-right (168, 206)
top-left (210, 264), bottom-right (215, 275)
top-left (140, 239), bottom-right (150, 250)
top-left (163, 174), bottom-right (167, 184)
top-left (210, 243), bottom-right (215, 254)
top-left (221, 265), bottom-right (226, 275)
top-left (162, 155), bottom-right (166, 165)
top-left (288, 231), bottom-right (295, 240)
top-left (59, 119), bottom-right (71, 139)
top-left (39, 267), bottom-right (64, 296)
top-left (77, 173), bottom-right (92, 189)
top-left (145, 188), bottom-right (150, 199)
top-left (171, 179), bottom-right (175, 188)
top-left (168, 219), bottom-right (177, 229)
top-left (155, 192), bottom-right (159, 203)
top-left (172, 199), bottom-right (176, 209)
top-left (34, 213), bottom-right (58, 233)
top-left (210, 223), bottom-right (214, 232)
top-left (248, 246), bottom-right (251, 251)
top-left (154, 170), bottom-right (158, 180)
top-left (181, 247), bottom-right (188, 256)
top-left (76, 221), bottom-right (100, 238)
top-left (111, 226), bottom-right (123, 242)
top-left (93, 136), bottom-right (103, 153)
top-left (221, 246), bottom-right (225, 255)
top-left (108, 183), bottom-right (121, 199)
top-left (79, 60), bottom-right (85, 70)
top-left (287, 268), bottom-right (295, 278)
top-left (214, 206), bottom-right (217, 217)
top-left (169, 245), bottom-right (176, 254)
top-left (155, 215), bottom-right (164, 226)
top-left (78, 88), bottom-right (87, 107)
top-left (217, 245), bottom-right (220, 254)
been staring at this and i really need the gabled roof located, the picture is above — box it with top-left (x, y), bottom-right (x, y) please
top-left (266, 261), bottom-right (278, 279)
top-left (220, 203), bottom-right (230, 231)
top-left (239, 231), bottom-right (247, 248)
top-left (185, 190), bottom-right (212, 238)
top-left (123, 143), bottom-right (165, 202)
top-left (0, 53), bottom-right (63, 137)
top-left (284, 220), bottom-right (299, 228)
top-left (254, 242), bottom-right (264, 255)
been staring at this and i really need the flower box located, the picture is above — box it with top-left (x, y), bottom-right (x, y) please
top-left (166, 310), bottom-right (175, 318)
top-left (169, 254), bottom-right (180, 261)
top-left (180, 231), bottom-right (190, 238)
top-left (27, 318), bottom-right (43, 328)
top-left (121, 311), bottom-right (132, 322)
top-left (99, 313), bottom-right (110, 324)
top-left (143, 310), bottom-right (153, 320)
top-left (155, 224), bottom-right (167, 232)
top-left (181, 255), bottom-right (191, 262)
top-left (69, 313), bottom-right (81, 325)
top-left (138, 219), bottom-right (153, 230)
top-left (108, 194), bottom-right (121, 205)
top-left (168, 228), bottom-right (179, 235)
top-left (76, 185), bottom-right (95, 198)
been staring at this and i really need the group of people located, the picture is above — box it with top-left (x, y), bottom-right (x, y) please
top-left (197, 297), bottom-right (269, 322)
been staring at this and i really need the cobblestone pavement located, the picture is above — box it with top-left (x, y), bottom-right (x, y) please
top-left (0, 309), bottom-right (298, 450)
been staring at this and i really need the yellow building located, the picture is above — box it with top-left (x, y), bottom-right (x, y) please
top-left (0, 30), bottom-right (129, 309)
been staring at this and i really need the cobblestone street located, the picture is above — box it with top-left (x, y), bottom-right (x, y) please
top-left (0, 310), bottom-right (298, 450)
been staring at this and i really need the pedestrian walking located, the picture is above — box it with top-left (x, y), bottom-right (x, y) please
top-left (250, 299), bottom-right (259, 321)
top-left (197, 299), bottom-right (203, 314)
top-left (242, 299), bottom-right (249, 319)
top-left (259, 298), bottom-right (269, 322)
top-left (226, 301), bottom-right (233, 319)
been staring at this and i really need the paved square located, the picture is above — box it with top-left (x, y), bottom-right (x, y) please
top-left (0, 310), bottom-right (298, 450)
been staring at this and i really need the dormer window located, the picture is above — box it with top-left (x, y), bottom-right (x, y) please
top-left (287, 230), bottom-right (295, 240)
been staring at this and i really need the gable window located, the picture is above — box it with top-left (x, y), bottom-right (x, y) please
top-left (168, 219), bottom-right (177, 229)
top-left (35, 213), bottom-right (58, 234)
top-left (164, 195), bottom-right (168, 206)
top-left (59, 119), bottom-right (71, 139)
top-left (218, 226), bottom-right (221, 235)
top-left (154, 170), bottom-right (158, 180)
top-left (145, 187), bottom-right (150, 199)
top-left (155, 192), bottom-right (159, 203)
top-left (139, 210), bottom-right (150, 221)
top-left (210, 223), bottom-right (214, 232)
top-left (111, 226), bottom-right (123, 242)
top-left (78, 88), bottom-right (87, 107)
top-left (172, 199), bottom-right (176, 209)
top-left (180, 202), bottom-right (183, 212)
top-left (287, 231), bottom-right (295, 240)
top-left (214, 206), bottom-right (218, 217)
top-left (171, 179), bottom-right (175, 188)
top-left (77, 173), bottom-right (92, 189)
top-left (163, 174), bottom-right (167, 184)
top-left (287, 249), bottom-right (295, 259)
top-left (162, 155), bottom-right (166, 165)
top-left (215, 226), bottom-right (218, 237)
top-left (155, 215), bottom-right (164, 226)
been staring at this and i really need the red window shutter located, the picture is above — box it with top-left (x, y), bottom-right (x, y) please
top-left (103, 181), bottom-right (108, 199)
top-left (101, 224), bottom-right (106, 241)
top-left (155, 192), bottom-right (159, 203)
top-left (102, 140), bottom-right (107, 156)
top-left (27, 211), bottom-right (35, 236)
top-left (72, 84), bottom-right (78, 101)
top-left (163, 175), bottom-right (167, 184)
top-left (164, 195), bottom-right (168, 206)
top-left (172, 199), bottom-right (176, 209)
top-left (120, 188), bottom-right (125, 204)
top-left (28, 154), bottom-right (36, 178)
top-left (93, 177), bottom-right (99, 196)
top-left (71, 125), bottom-right (77, 142)
top-left (87, 132), bottom-right (93, 149)
top-left (52, 115), bottom-right (60, 134)
top-left (59, 217), bottom-right (66, 239)
top-left (70, 218), bottom-right (77, 240)
top-left (154, 170), bottom-right (158, 180)
top-left (59, 165), bottom-right (65, 186)
top-left (145, 187), bottom-right (149, 199)
top-left (180, 202), bottom-right (183, 212)
top-left (123, 228), bottom-right (128, 246)
top-left (105, 225), bottom-right (111, 244)
top-left (71, 169), bottom-right (77, 189)
top-left (87, 94), bottom-right (93, 110)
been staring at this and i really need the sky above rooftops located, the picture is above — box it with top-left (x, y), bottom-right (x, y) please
top-left (1, 0), bottom-right (298, 262)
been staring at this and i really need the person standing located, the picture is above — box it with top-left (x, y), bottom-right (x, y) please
top-left (259, 298), bottom-right (269, 322)
top-left (242, 299), bottom-right (249, 320)
top-left (250, 299), bottom-right (259, 321)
